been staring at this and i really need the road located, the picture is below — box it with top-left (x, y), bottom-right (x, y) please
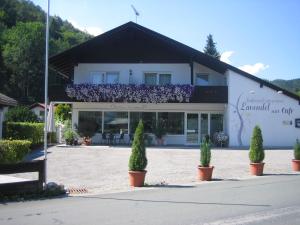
top-left (1, 175), bottom-right (300, 225)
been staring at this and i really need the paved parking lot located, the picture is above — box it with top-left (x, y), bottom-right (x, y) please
top-left (15, 146), bottom-right (297, 195)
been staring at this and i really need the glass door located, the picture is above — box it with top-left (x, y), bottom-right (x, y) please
top-left (186, 113), bottom-right (199, 144)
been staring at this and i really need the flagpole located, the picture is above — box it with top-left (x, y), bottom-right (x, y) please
top-left (43, 0), bottom-right (50, 186)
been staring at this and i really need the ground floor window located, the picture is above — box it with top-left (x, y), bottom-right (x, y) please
top-left (210, 114), bottom-right (224, 137)
top-left (78, 111), bottom-right (102, 133)
top-left (104, 111), bottom-right (128, 134)
top-left (158, 112), bottom-right (184, 134)
top-left (76, 110), bottom-right (224, 145)
top-left (130, 112), bottom-right (156, 133)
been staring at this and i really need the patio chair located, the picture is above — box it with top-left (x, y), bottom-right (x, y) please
top-left (102, 133), bottom-right (108, 145)
top-left (108, 133), bottom-right (114, 145)
top-left (117, 133), bottom-right (125, 144)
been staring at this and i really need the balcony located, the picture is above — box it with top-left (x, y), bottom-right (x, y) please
top-left (190, 86), bottom-right (228, 103)
top-left (49, 84), bottom-right (228, 104)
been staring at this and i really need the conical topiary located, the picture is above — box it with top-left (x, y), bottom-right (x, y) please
top-left (249, 125), bottom-right (265, 163)
top-left (129, 120), bottom-right (147, 171)
top-left (200, 140), bottom-right (211, 167)
top-left (294, 139), bottom-right (300, 160)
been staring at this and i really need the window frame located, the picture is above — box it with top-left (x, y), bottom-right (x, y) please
top-left (144, 72), bottom-right (172, 85)
top-left (195, 73), bottom-right (209, 86)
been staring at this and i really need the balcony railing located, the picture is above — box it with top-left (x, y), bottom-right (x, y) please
top-left (49, 84), bottom-right (228, 103)
top-left (190, 86), bottom-right (228, 103)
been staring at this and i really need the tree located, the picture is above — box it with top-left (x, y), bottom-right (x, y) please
top-left (129, 120), bottom-right (147, 171)
top-left (203, 34), bottom-right (221, 59)
top-left (5, 106), bottom-right (39, 122)
top-left (249, 125), bottom-right (265, 163)
top-left (54, 104), bottom-right (71, 123)
top-left (2, 21), bottom-right (45, 103)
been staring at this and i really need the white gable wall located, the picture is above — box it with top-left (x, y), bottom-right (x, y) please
top-left (226, 69), bottom-right (300, 147)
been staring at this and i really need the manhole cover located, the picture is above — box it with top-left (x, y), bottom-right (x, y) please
top-left (67, 187), bottom-right (88, 194)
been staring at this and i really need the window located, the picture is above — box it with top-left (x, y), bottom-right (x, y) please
top-left (159, 74), bottom-right (171, 85)
top-left (158, 112), bottom-right (184, 134)
top-left (144, 73), bottom-right (157, 85)
top-left (90, 71), bottom-right (103, 84)
top-left (106, 72), bottom-right (119, 84)
top-left (78, 111), bottom-right (102, 133)
top-left (196, 73), bottom-right (209, 86)
top-left (104, 112), bottom-right (128, 134)
top-left (130, 112), bottom-right (156, 133)
top-left (144, 73), bottom-right (172, 85)
top-left (210, 114), bottom-right (223, 137)
top-left (200, 114), bottom-right (208, 142)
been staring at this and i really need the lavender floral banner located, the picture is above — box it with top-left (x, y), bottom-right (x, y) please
top-left (66, 84), bottom-right (194, 103)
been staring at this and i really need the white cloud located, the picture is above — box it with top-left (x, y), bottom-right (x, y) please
top-left (238, 63), bottom-right (269, 75)
top-left (220, 51), bottom-right (234, 64)
top-left (68, 19), bottom-right (103, 36)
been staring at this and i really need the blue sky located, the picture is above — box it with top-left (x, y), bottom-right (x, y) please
top-left (32, 0), bottom-right (300, 81)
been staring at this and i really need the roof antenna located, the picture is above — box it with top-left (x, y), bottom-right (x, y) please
top-left (131, 5), bottom-right (140, 23)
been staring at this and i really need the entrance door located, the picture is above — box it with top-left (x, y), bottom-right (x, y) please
top-left (186, 113), bottom-right (199, 145)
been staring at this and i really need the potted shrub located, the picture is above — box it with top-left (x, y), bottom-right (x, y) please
top-left (154, 122), bottom-right (166, 146)
top-left (75, 119), bottom-right (98, 145)
top-left (198, 137), bottom-right (214, 181)
top-left (63, 128), bottom-right (76, 145)
top-left (128, 120), bottom-right (148, 187)
top-left (292, 139), bottom-right (300, 171)
top-left (249, 125), bottom-right (265, 176)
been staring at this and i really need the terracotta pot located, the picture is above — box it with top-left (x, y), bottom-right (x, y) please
top-left (128, 170), bottom-right (147, 187)
top-left (197, 166), bottom-right (214, 181)
top-left (250, 162), bottom-right (265, 176)
top-left (292, 159), bottom-right (300, 171)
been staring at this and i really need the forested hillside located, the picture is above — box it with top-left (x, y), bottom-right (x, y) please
top-left (271, 79), bottom-right (300, 96)
top-left (0, 0), bottom-right (92, 104)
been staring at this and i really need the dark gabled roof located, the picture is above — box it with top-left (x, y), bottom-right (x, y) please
top-left (49, 21), bottom-right (300, 102)
top-left (0, 93), bottom-right (18, 106)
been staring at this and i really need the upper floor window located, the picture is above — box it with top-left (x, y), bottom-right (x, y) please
top-left (90, 71), bottom-right (103, 84)
top-left (196, 73), bottom-right (209, 86)
top-left (144, 72), bottom-right (171, 85)
top-left (159, 74), bottom-right (171, 85)
top-left (90, 71), bottom-right (119, 84)
top-left (106, 72), bottom-right (119, 84)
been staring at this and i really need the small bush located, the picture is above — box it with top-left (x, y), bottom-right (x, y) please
top-left (200, 140), bottom-right (211, 167)
top-left (3, 122), bottom-right (44, 146)
top-left (5, 106), bottom-right (39, 122)
top-left (294, 139), bottom-right (300, 160)
top-left (129, 120), bottom-right (147, 171)
top-left (249, 125), bottom-right (265, 163)
top-left (63, 128), bottom-right (77, 145)
top-left (0, 140), bottom-right (31, 163)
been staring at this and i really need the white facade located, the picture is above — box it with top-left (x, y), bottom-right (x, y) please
top-left (67, 62), bottom-right (300, 147)
top-left (226, 70), bottom-right (300, 147)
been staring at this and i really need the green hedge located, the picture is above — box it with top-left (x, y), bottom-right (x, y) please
top-left (0, 140), bottom-right (31, 163)
top-left (3, 122), bottom-right (44, 146)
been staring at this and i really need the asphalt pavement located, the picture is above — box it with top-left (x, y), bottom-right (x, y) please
top-left (1, 174), bottom-right (300, 225)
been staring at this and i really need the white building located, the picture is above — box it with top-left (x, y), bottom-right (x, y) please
top-left (0, 93), bottom-right (17, 139)
top-left (29, 103), bottom-right (48, 122)
top-left (49, 22), bottom-right (300, 147)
